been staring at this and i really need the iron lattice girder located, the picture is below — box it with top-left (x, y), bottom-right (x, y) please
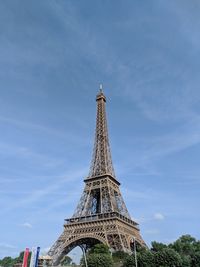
top-left (48, 90), bottom-right (146, 265)
top-left (89, 91), bottom-right (115, 178)
top-left (48, 212), bottom-right (145, 265)
top-left (72, 175), bottom-right (131, 219)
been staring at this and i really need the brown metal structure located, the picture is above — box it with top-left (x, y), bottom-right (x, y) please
top-left (48, 88), bottom-right (146, 265)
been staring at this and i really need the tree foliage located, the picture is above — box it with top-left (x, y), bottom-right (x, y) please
top-left (123, 247), bottom-right (154, 267)
top-left (151, 241), bottom-right (167, 252)
top-left (0, 251), bottom-right (32, 267)
top-left (89, 243), bottom-right (110, 255)
top-left (154, 247), bottom-right (182, 267)
top-left (81, 244), bottom-right (113, 267)
top-left (112, 251), bottom-right (128, 264)
top-left (86, 253), bottom-right (113, 267)
top-left (122, 235), bottom-right (200, 267)
top-left (60, 255), bottom-right (72, 265)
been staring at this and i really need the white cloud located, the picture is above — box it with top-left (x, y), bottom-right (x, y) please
top-left (145, 229), bottom-right (160, 235)
top-left (121, 187), bottom-right (158, 201)
top-left (0, 115), bottom-right (71, 140)
top-left (0, 167), bottom-right (87, 216)
top-left (136, 212), bottom-right (165, 223)
top-left (20, 222), bottom-right (33, 228)
top-left (0, 243), bottom-right (16, 249)
top-left (154, 213), bottom-right (165, 221)
top-left (118, 115), bottom-right (200, 172)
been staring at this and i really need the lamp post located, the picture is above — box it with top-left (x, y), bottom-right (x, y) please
top-left (80, 245), bottom-right (88, 267)
top-left (109, 248), bottom-right (114, 256)
top-left (133, 237), bottom-right (138, 267)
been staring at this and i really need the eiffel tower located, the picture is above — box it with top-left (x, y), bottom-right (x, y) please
top-left (48, 87), bottom-right (146, 265)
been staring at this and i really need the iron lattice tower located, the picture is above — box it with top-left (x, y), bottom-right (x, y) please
top-left (48, 88), bottom-right (146, 265)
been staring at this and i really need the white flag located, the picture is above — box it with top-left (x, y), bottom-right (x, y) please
top-left (29, 247), bottom-right (36, 267)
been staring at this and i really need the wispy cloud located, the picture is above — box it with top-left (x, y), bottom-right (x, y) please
top-left (145, 229), bottom-right (160, 235)
top-left (20, 222), bottom-right (33, 229)
top-left (0, 243), bottom-right (18, 259)
top-left (154, 213), bottom-right (165, 221)
top-left (0, 115), bottom-right (70, 140)
top-left (0, 167), bottom-right (87, 215)
top-left (136, 213), bottom-right (165, 224)
top-left (0, 142), bottom-right (64, 171)
top-left (116, 114), bottom-right (200, 174)
top-left (121, 187), bottom-right (151, 200)
top-left (0, 141), bottom-right (60, 161)
top-left (0, 243), bottom-right (16, 250)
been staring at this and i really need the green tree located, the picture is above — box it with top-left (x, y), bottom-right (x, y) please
top-left (81, 244), bottom-right (113, 267)
top-left (60, 255), bottom-right (72, 265)
top-left (170, 234), bottom-right (200, 266)
top-left (137, 248), bottom-right (154, 267)
top-left (14, 251), bottom-right (25, 264)
top-left (112, 251), bottom-right (128, 265)
top-left (87, 253), bottom-right (113, 267)
top-left (191, 252), bottom-right (200, 267)
top-left (122, 248), bottom-right (154, 267)
top-left (151, 241), bottom-right (167, 252)
top-left (0, 256), bottom-right (14, 267)
top-left (154, 247), bottom-right (182, 267)
top-left (122, 255), bottom-right (135, 267)
top-left (170, 235), bottom-right (196, 256)
top-left (181, 255), bottom-right (191, 267)
top-left (89, 243), bottom-right (110, 254)
top-left (0, 251), bottom-right (32, 267)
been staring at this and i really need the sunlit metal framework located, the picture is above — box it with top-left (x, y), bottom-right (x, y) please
top-left (48, 89), bottom-right (146, 265)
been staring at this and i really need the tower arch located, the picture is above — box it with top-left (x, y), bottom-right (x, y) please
top-left (52, 236), bottom-right (106, 265)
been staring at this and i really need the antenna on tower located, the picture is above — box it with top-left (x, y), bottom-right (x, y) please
top-left (99, 83), bottom-right (103, 93)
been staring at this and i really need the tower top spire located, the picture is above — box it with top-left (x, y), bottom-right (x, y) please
top-left (96, 84), bottom-right (106, 102)
top-left (88, 87), bottom-right (115, 178)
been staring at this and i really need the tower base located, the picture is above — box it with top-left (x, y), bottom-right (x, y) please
top-left (48, 212), bottom-right (146, 265)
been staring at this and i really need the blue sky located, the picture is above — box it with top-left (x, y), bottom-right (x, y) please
top-left (0, 0), bottom-right (200, 262)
